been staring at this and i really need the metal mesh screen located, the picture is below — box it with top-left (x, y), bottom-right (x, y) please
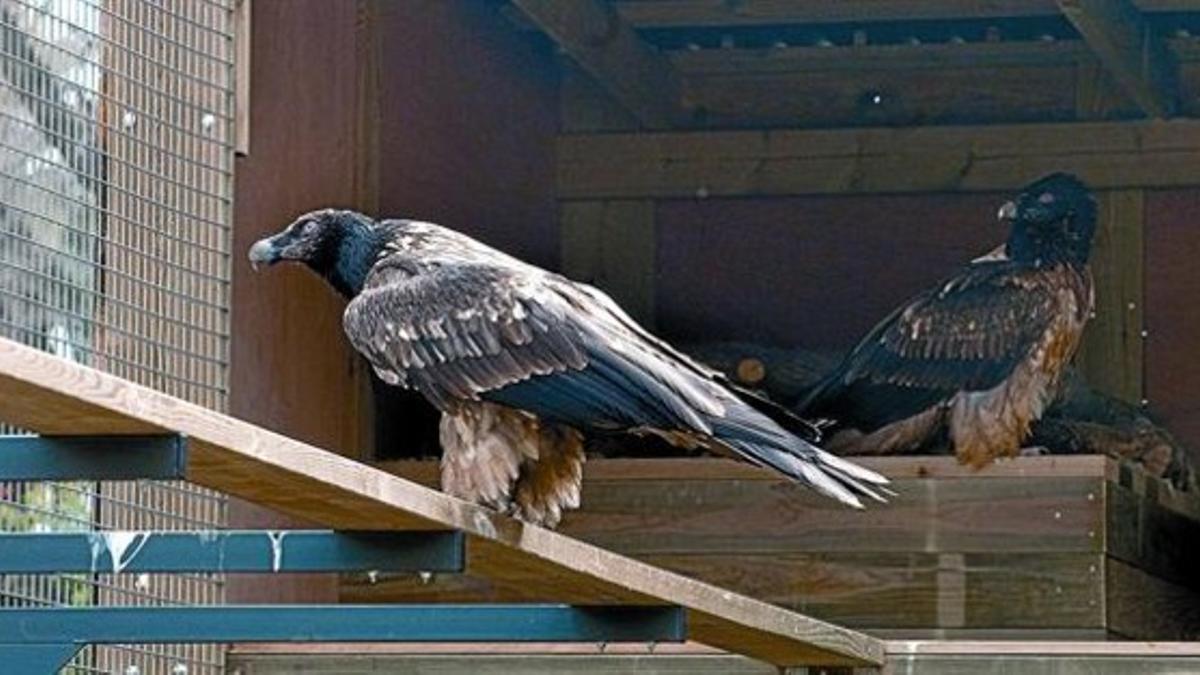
top-left (0, 0), bottom-right (235, 673)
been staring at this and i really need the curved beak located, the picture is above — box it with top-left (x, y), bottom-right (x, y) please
top-left (997, 200), bottom-right (1018, 222)
top-left (248, 237), bottom-right (280, 271)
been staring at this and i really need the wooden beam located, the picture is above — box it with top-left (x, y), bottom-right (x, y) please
top-left (1057, 0), bottom-right (1177, 118)
top-left (1075, 190), bottom-right (1145, 404)
top-left (0, 338), bottom-right (883, 668)
top-left (509, 0), bottom-right (684, 129)
top-left (558, 120), bottom-right (1200, 199)
top-left (614, 0), bottom-right (1183, 27)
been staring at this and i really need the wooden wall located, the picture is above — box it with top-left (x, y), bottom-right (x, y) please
top-left (230, 0), bottom-right (368, 604)
top-left (374, 1), bottom-right (560, 268)
top-left (654, 194), bottom-right (1004, 348)
top-left (1146, 190), bottom-right (1200, 455)
top-left (228, 0), bottom-right (559, 600)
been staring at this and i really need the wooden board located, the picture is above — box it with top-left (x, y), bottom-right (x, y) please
top-left (227, 641), bottom-right (1200, 675)
top-left (614, 0), bottom-right (1187, 27)
top-left (511, 0), bottom-right (683, 129)
top-left (557, 120), bottom-right (1200, 199)
top-left (1058, 0), bottom-right (1176, 118)
top-left (365, 456), bottom-right (1200, 638)
top-left (0, 337), bottom-right (882, 667)
top-left (1075, 190), bottom-right (1145, 404)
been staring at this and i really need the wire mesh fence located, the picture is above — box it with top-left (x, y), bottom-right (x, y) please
top-left (0, 0), bottom-right (235, 673)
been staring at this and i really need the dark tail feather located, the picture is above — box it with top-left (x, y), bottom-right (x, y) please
top-left (707, 402), bottom-right (890, 508)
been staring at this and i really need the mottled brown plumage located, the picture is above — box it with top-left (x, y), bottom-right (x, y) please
top-left (250, 210), bottom-right (889, 528)
top-left (799, 173), bottom-right (1096, 468)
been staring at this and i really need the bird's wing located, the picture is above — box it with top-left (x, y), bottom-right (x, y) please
top-left (342, 259), bottom-right (723, 432)
top-left (346, 257), bottom-right (890, 508)
top-left (802, 261), bottom-right (1080, 420)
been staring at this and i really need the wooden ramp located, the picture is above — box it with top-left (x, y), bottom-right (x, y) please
top-left (225, 641), bottom-right (1200, 674)
top-left (0, 337), bottom-right (882, 668)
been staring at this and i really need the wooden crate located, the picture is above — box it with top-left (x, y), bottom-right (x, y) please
top-left (353, 456), bottom-right (1200, 640)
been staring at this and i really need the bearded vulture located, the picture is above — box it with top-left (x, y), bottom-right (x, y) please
top-left (798, 173), bottom-right (1096, 468)
top-left (249, 210), bottom-right (889, 527)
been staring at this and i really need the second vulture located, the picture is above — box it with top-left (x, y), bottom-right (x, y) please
top-left (249, 210), bottom-right (889, 527)
top-left (798, 173), bottom-right (1097, 468)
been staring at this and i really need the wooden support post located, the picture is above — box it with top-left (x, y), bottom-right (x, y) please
top-left (1076, 190), bottom-right (1145, 404)
top-left (511, 0), bottom-right (684, 129)
top-left (1057, 0), bottom-right (1177, 118)
top-left (561, 200), bottom-right (657, 328)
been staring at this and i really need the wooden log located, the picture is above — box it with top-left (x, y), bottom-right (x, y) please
top-left (0, 337), bottom-right (883, 668)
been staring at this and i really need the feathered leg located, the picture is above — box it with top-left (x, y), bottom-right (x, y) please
top-left (439, 402), bottom-right (585, 528)
top-left (511, 424), bottom-right (585, 529)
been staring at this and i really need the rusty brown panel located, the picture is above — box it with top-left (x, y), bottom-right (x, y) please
top-left (1144, 189), bottom-right (1200, 457)
top-left (374, 1), bottom-right (560, 269)
top-left (654, 194), bottom-right (1008, 349)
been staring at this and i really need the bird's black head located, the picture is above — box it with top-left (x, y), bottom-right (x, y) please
top-left (248, 208), bottom-right (382, 297)
top-left (999, 173), bottom-right (1097, 265)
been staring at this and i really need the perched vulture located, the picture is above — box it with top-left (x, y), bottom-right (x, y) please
top-left (798, 173), bottom-right (1097, 468)
top-left (249, 210), bottom-right (888, 527)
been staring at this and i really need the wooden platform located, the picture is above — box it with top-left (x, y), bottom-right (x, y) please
top-left (227, 641), bottom-right (1200, 674)
top-left (363, 454), bottom-right (1200, 640)
top-left (0, 337), bottom-right (881, 668)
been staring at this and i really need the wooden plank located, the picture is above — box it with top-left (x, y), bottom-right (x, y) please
top-left (344, 552), bottom-right (1106, 631)
top-left (1106, 481), bottom-right (1200, 589)
top-left (675, 47), bottom-right (1085, 128)
top-left (0, 338), bottom-right (882, 668)
top-left (1075, 190), bottom-right (1145, 403)
top-left (1105, 557), bottom-right (1200, 639)
top-left (561, 200), bottom-right (657, 327)
top-left (224, 641), bottom-right (1200, 675)
top-left (376, 455), bottom-right (1115, 485)
top-left (614, 0), bottom-right (1184, 27)
top-left (560, 62), bottom-right (641, 133)
top-left (377, 458), bottom-right (1107, 554)
top-left (562, 476), bottom-right (1102, 555)
top-left (557, 120), bottom-right (1200, 199)
top-left (672, 40), bottom-right (1093, 75)
top-left (229, 653), bottom-right (775, 675)
top-left (510, 0), bottom-right (684, 129)
top-left (1058, 0), bottom-right (1177, 118)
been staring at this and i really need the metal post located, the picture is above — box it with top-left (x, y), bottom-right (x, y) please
top-left (0, 530), bottom-right (464, 574)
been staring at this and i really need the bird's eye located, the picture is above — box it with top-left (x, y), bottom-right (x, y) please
top-left (301, 219), bottom-right (319, 235)
top-left (1038, 192), bottom-right (1056, 204)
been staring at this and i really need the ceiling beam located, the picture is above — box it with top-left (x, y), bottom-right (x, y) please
top-left (614, 0), bottom-right (1185, 27)
top-left (1057, 0), bottom-right (1177, 117)
top-left (558, 120), bottom-right (1200, 198)
top-left (510, 0), bottom-right (684, 129)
